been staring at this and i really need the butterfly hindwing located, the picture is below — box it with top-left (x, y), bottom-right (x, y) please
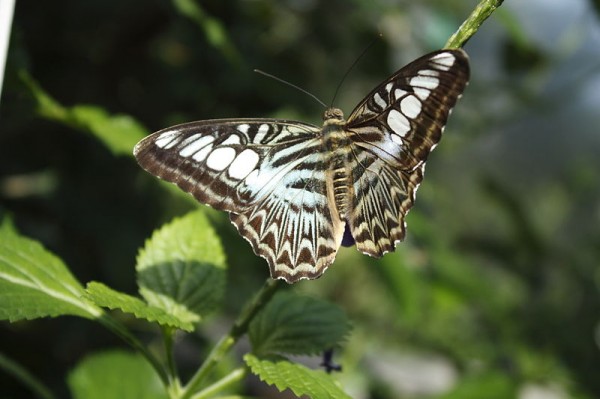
top-left (346, 153), bottom-right (424, 256)
top-left (230, 159), bottom-right (345, 281)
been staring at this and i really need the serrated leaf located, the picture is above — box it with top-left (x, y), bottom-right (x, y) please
top-left (0, 221), bottom-right (102, 321)
top-left (84, 282), bottom-right (198, 331)
top-left (19, 70), bottom-right (147, 156)
top-left (136, 210), bottom-right (226, 319)
top-left (249, 292), bottom-right (351, 356)
top-left (68, 350), bottom-right (167, 399)
top-left (245, 354), bottom-right (351, 399)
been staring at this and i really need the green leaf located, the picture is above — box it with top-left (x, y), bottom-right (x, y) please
top-left (19, 70), bottom-right (148, 156)
top-left (136, 210), bottom-right (226, 319)
top-left (69, 105), bottom-right (148, 156)
top-left (84, 282), bottom-right (198, 331)
top-left (0, 221), bottom-right (102, 321)
top-left (67, 350), bottom-right (167, 399)
top-left (249, 292), bottom-right (351, 356)
top-left (245, 354), bottom-right (351, 399)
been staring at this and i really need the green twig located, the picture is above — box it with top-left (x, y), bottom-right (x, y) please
top-left (0, 352), bottom-right (56, 399)
top-left (191, 367), bottom-right (247, 399)
top-left (180, 278), bottom-right (282, 399)
top-left (445, 0), bottom-right (505, 49)
top-left (163, 326), bottom-right (183, 398)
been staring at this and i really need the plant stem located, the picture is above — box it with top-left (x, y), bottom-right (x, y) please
top-left (163, 326), bottom-right (183, 398)
top-left (191, 367), bottom-right (247, 399)
top-left (0, 352), bottom-right (56, 399)
top-left (445, 0), bottom-right (505, 49)
top-left (97, 314), bottom-right (169, 386)
top-left (180, 278), bottom-right (282, 399)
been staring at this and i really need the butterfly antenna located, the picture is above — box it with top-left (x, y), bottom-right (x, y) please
top-left (254, 69), bottom-right (327, 108)
top-left (330, 33), bottom-right (383, 108)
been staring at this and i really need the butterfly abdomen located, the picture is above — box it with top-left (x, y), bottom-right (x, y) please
top-left (322, 109), bottom-right (354, 219)
top-left (331, 165), bottom-right (349, 217)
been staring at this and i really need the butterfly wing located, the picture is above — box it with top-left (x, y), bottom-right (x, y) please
top-left (134, 49), bottom-right (470, 280)
top-left (134, 119), bottom-right (345, 282)
top-left (344, 49), bottom-right (470, 256)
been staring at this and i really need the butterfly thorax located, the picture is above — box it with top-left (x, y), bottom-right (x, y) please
top-left (322, 107), bottom-right (353, 220)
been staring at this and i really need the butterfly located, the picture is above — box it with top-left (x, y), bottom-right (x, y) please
top-left (134, 49), bottom-right (470, 283)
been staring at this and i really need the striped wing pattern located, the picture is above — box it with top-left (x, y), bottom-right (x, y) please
top-left (346, 50), bottom-right (470, 256)
top-left (134, 49), bottom-right (469, 283)
top-left (134, 119), bottom-right (346, 281)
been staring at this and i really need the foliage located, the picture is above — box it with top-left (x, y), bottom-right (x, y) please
top-left (2, 0), bottom-right (600, 398)
top-left (0, 220), bottom-right (101, 321)
top-left (84, 282), bottom-right (197, 332)
top-left (20, 71), bottom-right (148, 156)
top-left (245, 354), bottom-right (351, 399)
top-left (249, 292), bottom-right (351, 357)
top-left (136, 210), bottom-right (226, 320)
top-left (0, 213), bottom-right (353, 398)
top-left (67, 350), bottom-right (167, 399)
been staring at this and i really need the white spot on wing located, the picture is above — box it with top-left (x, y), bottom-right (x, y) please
top-left (418, 69), bottom-right (439, 77)
top-left (228, 149), bottom-right (260, 179)
top-left (179, 135), bottom-right (214, 157)
top-left (387, 109), bottom-right (410, 138)
top-left (178, 133), bottom-right (203, 148)
top-left (192, 144), bottom-right (213, 162)
top-left (430, 52), bottom-right (456, 71)
top-left (254, 124), bottom-right (270, 143)
top-left (409, 75), bottom-right (439, 100)
top-left (237, 124), bottom-right (250, 134)
top-left (413, 88), bottom-right (429, 100)
top-left (155, 132), bottom-right (180, 149)
top-left (410, 75), bottom-right (440, 89)
top-left (373, 92), bottom-right (387, 109)
top-left (221, 135), bottom-right (241, 145)
top-left (206, 147), bottom-right (236, 171)
top-left (400, 95), bottom-right (421, 118)
top-left (393, 88), bottom-right (408, 101)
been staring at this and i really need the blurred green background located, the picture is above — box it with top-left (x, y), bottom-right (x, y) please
top-left (1, 0), bottom-right (600, 398)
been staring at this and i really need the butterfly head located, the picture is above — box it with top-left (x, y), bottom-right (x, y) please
top-left (323, 108), bottom-right (345, 124)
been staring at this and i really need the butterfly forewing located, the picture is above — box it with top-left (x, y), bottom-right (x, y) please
top-left (345, 49), bottom-right (469, 256)
top-left (134, 49), bottom-right (470, 283)
top-left (135, 119), bottom-right (318, 212)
